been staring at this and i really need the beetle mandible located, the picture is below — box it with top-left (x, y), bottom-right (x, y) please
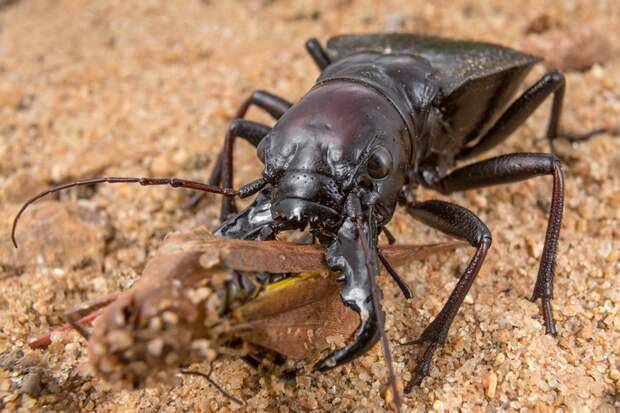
top-left (12, 33), bottom-right (614, 394)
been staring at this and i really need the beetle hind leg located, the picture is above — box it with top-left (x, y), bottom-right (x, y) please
top-left (456, 69), bottom-right (619, 161)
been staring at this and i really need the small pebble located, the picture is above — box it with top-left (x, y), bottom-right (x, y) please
top-left (20, 369), bottom-right (43, 397)
top-left (485, 371), bottom-right (498, 399)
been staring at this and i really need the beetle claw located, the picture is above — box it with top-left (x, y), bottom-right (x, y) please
top-left (314, 307), bottom-right (380, 371)
top-left (315, 214), bottom-right (383, 371)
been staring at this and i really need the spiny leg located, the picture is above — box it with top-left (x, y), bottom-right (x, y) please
top-left (457, 69), bottom-right (617, 160)
top-left (427, 152), bottom-right (564, 336)
top-left (405, 200), bottom-right (491, 390)
top-left (190, 90), bottom-right (291, 216)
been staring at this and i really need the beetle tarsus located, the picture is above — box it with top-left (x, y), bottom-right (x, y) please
top-left (550, 128), bottom-right (620, 161)
top-left (561, 127), bottom-right (620, 144)
top-left (540, 299), bottom-right (557, 336)
top-left (405, 342), bottom-right (439, 391)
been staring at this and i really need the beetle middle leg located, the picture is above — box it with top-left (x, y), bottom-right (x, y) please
top-left (404, 200), bottom-right (491, 390)
top-left (429, 152), bottom-right (564, 337)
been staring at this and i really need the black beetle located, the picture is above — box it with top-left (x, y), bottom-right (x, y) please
top-left (12, 33), bottom-right (615, 404)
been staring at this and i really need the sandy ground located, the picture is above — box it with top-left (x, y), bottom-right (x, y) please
top-left (0, 0), bottom-right (619, 411)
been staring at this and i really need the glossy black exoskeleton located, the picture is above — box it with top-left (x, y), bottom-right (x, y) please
top-left (209, 34), bottom-right (573, 386)
top-left (13, 33), bottom-right (616, 403)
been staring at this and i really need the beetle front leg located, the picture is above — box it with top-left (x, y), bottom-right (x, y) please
top-left (405, 200), bottom-right (492, 390)
top-left (217, 91), bottom-right (291, 219)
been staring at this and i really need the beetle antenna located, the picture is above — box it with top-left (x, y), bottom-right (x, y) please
top-left (10, 176), bottom-right (251, 249)
top-left (356, 209), bottom-right (402, 412)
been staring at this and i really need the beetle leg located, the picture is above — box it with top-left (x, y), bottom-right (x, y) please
top-left (404, 200), bottom-right (491, 390)
top-left (457, 70), bottom-right (564, 159)
top-left (305, 38), bottom-right (331, 70)
top-left (381, 226), bottom-right (397, 245)
top-left (379, 252), bottom-right (414, 300)
top-left (379, 223), bottom-right (415, 300)
top-left (426, 152), bottom-right (564, 336)
top-left (188, 90), bottom-right (292, 215)
top-left (191, 119), bottom-right (271, 217)
top-left (182, 365), bottom-right (244, 405)
top-left (456, 70), bottom-right (617, 160)
top-left (557, 127), bottom-right (620, 152)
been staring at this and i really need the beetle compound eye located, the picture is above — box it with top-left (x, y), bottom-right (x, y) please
top-left (367, 147), bottom-right (392, 179)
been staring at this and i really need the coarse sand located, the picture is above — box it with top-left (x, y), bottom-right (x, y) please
top-left (0, 1), bottom-right (619, 411)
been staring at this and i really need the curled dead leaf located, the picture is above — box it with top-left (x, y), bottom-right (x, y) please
top-left (85, 227), bottom-right (465, 386)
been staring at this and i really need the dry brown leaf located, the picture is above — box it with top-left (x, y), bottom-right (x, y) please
top-left (87, 227), bottom-right (465, 386)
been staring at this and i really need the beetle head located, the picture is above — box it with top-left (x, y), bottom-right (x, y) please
top-left (257, 81), bottom-right (410, 231)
